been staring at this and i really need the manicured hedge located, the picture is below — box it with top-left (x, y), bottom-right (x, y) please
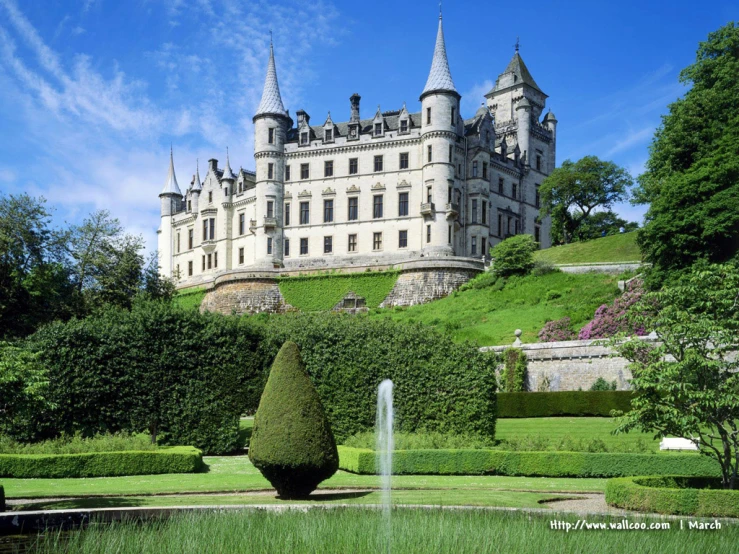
top-left (606, 476), bottom-right (739, 517)
top-left (0, 447), bottom-right (202, 478)
top-left (337, 447), bottom-right (720, 478)
top-left (498, 391), bottom-right (633, 418)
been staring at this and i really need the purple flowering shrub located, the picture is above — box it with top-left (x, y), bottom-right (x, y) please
top-left (578, 280), bottom-right (647, 340)
top-left (538, 317), bottom-right (576, 342)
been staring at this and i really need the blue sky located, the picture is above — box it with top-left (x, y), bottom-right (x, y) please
top-left (0, 0), bottom-right (736, 252)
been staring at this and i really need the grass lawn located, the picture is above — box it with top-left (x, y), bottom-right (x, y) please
top-left (172, 287), bottom-right (206, 310)
top-left (496, 418), bottom-right (659, 452)
top-left (370, 271), bottom-right (620, 345)
top-left (1, 455), bottom-right (607, 500)
top-left (534, 232), bottom-right (641, 265)
top-left (27, 508), bottom-right (738, 554)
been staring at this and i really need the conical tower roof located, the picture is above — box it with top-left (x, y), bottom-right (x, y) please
top-left (222, 148), bottom-right (236, 181)
top-left (490, 51), bottom-right (543, 95)
top-left (191, 160), bottom-right (202, 192)
top-left (255, 40), bottom-right (287, 118)
top-left (160, 147), bottom-right (182, 196)
top-left (421, 15), bottom-right (457, 98)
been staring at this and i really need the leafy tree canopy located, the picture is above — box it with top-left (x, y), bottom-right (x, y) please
top-left (634, 22), bottom-right (739, 282)
top-left (490, 234), bottom-right (538, 277)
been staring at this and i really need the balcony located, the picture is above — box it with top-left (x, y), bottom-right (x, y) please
top-left (263, 216), bottom-right (277, 228)
top-left (420, 202), bottom-right (435, 216)
top-left (249, 219), bottom-right (257, 233)
top-left (445, 202), bottom-right (459, 219)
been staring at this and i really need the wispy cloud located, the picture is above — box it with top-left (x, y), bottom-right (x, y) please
top-left (604, 127), bottom-right (654, 157)
top-left (461, 79), bottom-right (493, 117)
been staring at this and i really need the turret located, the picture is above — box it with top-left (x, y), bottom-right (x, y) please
top-left (543, 111), bottom-right (557, 173)
top-left (221, 147), bottom-right (236, 200)
top-left (516, 97), bottom-right (531, 166)
top-left (191, 160), bottom-right (202, 214)
top-left (419, 12), bottom-right (459, 257)
top-left (158, 147), bottom-right (182, 278)
top-left (253, 38), bottom-right (290, 268)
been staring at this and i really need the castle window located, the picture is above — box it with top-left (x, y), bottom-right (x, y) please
top-left (324, 236), bottom-right (333, 254)
top-left (268, 128), bottom-right (275, 144)
top-left (268, 163), bottom-right (274, 180)
top-left (300, 238), bottom-right (308, 255)
top-left (448, 225), bottom-right (452, 244)
top-left (325, 129), bottom-right (333, 142)
top-left (202, 255), bottom-right (205, 271)
top-left (400, 119), bottom-right (408, 133)
top-left (536, 154), bottom-right (542, 171)
top-left (374, 155), bottom-right (383, 172)
top-left (207, 253), bottom-right (212, 269)
top-left (300, 132), bottom-right (308, 145)
top-left (399, 152), bottom-right (409, 170)
top-left (187, 200), bottom-right (192, 211)
top-left (324, 199), bottom-right (334, 223)
top-left (457, 164), bottom-right (462, 176)
top-left (300, 163), bottom-right (309, 180)
top-left (224, 187), bottom-right (228, 197)
top-left (374, 123), bottom-right (382, 136)
top-left (188, 229), bottom-right (193, 249)
top-left (448, 186), bottom-right (452, 203)
top-left (214, 251), bottom-right (218, 268)
top-left (472, 161), bottom-right (478, 177)
top-left (449, 145), bottom-right (453, 163)
top-left (286, 165), bottom-right (291, 181)
top-left (426, 107), bottom-right (431, 125)
top-left (535, 226), bottom-right (541, 243)
top-left (188, 261), bottom-right (193, 276)
top-left (498, 177), bottom-right (504, 194)
top-left (426, 225), bottom-right (431, 243)
top-left (482, 201), bottom-right (487, 225)
top-left (285, 203), bottom-right (291, 226)
top-left (498, 214), bottom-right (503, 237)
top-left (471, 236), bottom-right (477, 255)
top-left (427, 186), bottom-right (432, 204)
top-left (239, 247), bottom-right (244, 265)
top-left (208, 191), bottom-right (213, 203)
top-left (348, 234), bottom-right (357, 252)
top-left (535, 185), bottom-right (541, 208)
top-left (508, 216), bottom-right (513, 235)
top-left (512, 183), bottom-right (518, 199)
top-left (482, 237), bottom-right (487, 256)
top-left (373, 232), bottom-right (383, 251)
top-left (471, 199), bottom-right (478, 224)
top-left (267, 238), bottom-right (273, 255)
top-left (267, 201), bottom-right (274, 218)
top-left (177, 232), bottom-right (180, 253)
top-left (450, 107), bottom-right (456, 125)
top-left (348, 197), bottom-right (358, 221)
top-left (238, 182), bottom-right (243, 193)
top-left (203, 220), bottom-right (207, 241)
top-left (515, 219), bottom-right (520, 234)
top-left (349, 158), bottom-right (358, 175)
top-left (300, 201), bottom-right (309, 225)
top-left (398, 192), bottom-right (409, 216)
top-left (373, 195), bottom-right (383, 219)
top-left (239, 213), bottom-right (245, 235)
top-left (482, 162), bottom-right (488, 179)
top-left (209, 218), bottom-right (215, 240)
top-left (324, 160), bottom-right (333, 177)
top-left (427, 145), bottom-right (433, 163)
top-left (399, 230), bottom-right (408, 248)
top-left (284, 239), bottom-right (290, 256)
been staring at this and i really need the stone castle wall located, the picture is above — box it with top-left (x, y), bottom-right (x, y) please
top-left (380, 259), bottom-right (481, 307)
top-left (199, 271), bottom-right (293, 315)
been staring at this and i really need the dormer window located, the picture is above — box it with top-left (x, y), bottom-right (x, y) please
top-left (325, 129), bottom-right (333, 142)
top-left (400, 119), bottom-right (408, 133)
top-left (300, 132), bottom-right (309, 145)
top-left (374, 123), bottom-right (382, 136)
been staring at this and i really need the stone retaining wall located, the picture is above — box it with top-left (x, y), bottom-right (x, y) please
top-left (379, 259), bottom-right (482, 307)
top-left (556, 262), bottom-right (643, 274)
top-left (200, 277), bottom-right (292, 315)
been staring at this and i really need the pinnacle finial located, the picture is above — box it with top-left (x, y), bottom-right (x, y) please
top-left (514, 36), bottom-right (520, 53)
top-left (439, 0), bottom-right (442, 18)
top-left (222, 147), bottom-right (236, 181)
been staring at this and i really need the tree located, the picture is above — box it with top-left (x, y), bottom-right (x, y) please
top-left (614, 263), bottom-right (739, 489)
top-left (574, 211), bottom-right (639, 242)
top-left (490, 234), bottom-right (538, 277)
top-left (539, 156), bottom-right (633, 244)
top-left (634, 22), bottom-right (739, 282)
top-left (249, 341), bottom-right (339, 499)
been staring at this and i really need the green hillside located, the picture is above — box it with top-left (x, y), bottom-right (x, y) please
top-left (534, 232), bottom-right (641, 265)
top-left (371, 271), bottom-right (621, 346)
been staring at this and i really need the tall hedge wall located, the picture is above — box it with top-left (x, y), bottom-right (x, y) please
top-left (254, 313), bottom-right (499, 442)
top-left (498, 391), bottom-right (633, 417)
top-left (338, 447), bottom-right (720, 478)
top-left (0, 447), bottom-right (202, 478)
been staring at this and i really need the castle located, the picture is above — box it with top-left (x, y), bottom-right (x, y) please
top-left (158, 14), bottom-right (556, 287)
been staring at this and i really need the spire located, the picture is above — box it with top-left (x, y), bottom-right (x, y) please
top-left (192, 159), bottom-right (202, 192)
top-left (490, 48), bottom-right (543, 95)
top-left (421, 13), bottom-right (457, 97)
top-left (160, 146), bottom-right (182, 196)
top-left (222, 147), bottom-right (236, 181)
top-left (254, 38), bottom-right (287, 118)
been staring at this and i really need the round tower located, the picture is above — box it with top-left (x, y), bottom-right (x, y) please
top-left (158, 147), bottom-right (182, 279)
top-left (253, 40), bottom-right (290, 269)
top-left (516, 97), bottom-right (532, 166)
top-left (543, 111), bottom-right (557, 174)
top-left (419, 13), bottom-right (459, 257)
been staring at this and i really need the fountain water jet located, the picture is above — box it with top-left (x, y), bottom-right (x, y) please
top-left (376, 379), bottom-right (394, 546)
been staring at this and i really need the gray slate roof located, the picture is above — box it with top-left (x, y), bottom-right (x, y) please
top-left (287, 112), bottom-right (422, 143)
top-left (490, 52), bottom-right (542, 94)
top-left (421, 16), bottom-right (457, 96)
top-left (221, 149), bottom-right (236, 181)
top-left (255, 43), bottom-right (287, 118)
top-left (161, 149), bottom-right (182, 196)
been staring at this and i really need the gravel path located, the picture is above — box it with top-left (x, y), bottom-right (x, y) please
top-left (541, 493), bottom-right (631, 515)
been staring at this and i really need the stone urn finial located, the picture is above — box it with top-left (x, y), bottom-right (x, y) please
top-left (513, 329), bottom-right (522, 346)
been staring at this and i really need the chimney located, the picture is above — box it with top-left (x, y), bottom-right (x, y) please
top-left (208, 158), bottom-right (218, 172)
top-left (350, 93), bottom-right (361, 123)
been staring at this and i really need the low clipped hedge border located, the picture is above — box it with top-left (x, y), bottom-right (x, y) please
top-left (0, 447), bottom-right (203, 478)
top-left (498, 391), bottom-right (633, 418)
top-left (337, 447), bottom-right (719, 478)
top-left (605, 476), bottom-right (739, 517)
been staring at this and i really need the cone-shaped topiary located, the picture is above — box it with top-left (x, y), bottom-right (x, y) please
top-left (249, 341), bottom-right (339, 499)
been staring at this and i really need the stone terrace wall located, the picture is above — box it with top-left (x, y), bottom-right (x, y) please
top-left (481, 334), bottom-right (659, 392)
top-left (556, 262), bottom-right (643, 274)
top-left (199, 271), bottom-right (292, 315)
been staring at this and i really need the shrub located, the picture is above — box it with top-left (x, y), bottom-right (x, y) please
top-left (532, 260), bottom-right (558, 277)
top-left (578, 279), bottom-right (646, 339)
top-left (537, 317), bottom-right (576, 342)
top-left (338, 447), bottom-right (720, 478)
top-left (0, 432), bottom-right (155, 454)
top-left (0, 446), bottom-right (202, 478)
top-left (342, 431), bottom-right (495, 450)
top-left (255, 313), bottom-right (498, 442)
top-left (498, 391), bottom-right (633, 417)
top-left (500, 349), bottom-right (527, 392)
top-left (590, 377), bottom-right (617, 391)
top-left (606, 476), bottom-right (739, 517)
top-left (490, 235), bottom-right (538, 277)
top-left (249, 342), bottom-right (339, 499)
